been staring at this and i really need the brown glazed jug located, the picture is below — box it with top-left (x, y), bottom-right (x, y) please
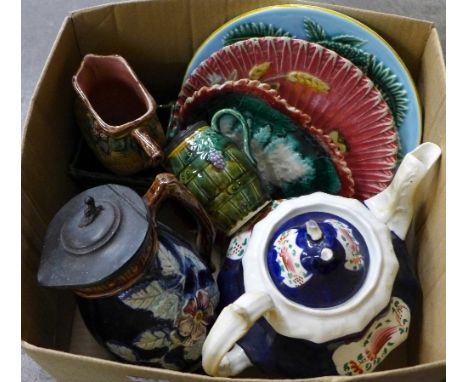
top-left (73, 54), bottom-right (166, 175)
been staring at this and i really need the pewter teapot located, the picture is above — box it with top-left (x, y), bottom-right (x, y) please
top-left (204, 142), bottom-right (441, 378)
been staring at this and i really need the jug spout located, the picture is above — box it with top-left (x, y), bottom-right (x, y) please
top-left (364, 142), bottom-right (441, 240)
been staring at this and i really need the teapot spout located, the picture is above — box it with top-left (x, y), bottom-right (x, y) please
top-left (364, 142), bottom-right (441, 240)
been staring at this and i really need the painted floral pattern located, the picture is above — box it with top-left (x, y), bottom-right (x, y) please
top-left (227, 231), bottom-right (251, 259)
top-left (273, 229), bottom-right (312, 288)
top-left (176, 290), bottom-right (215, 346)
top-left (108, 287), bottom-right (217, 366)
top-left (325, 219), bottom-right (364, 271)
top-left (94, 237), bottom-right (219, 371)
top-left (111, 288), bottom-right (217, 368)
top-left (121, 280), bottom-right (180, 321)
top-left (134, 330), bottom-right (171, 351)
top-left (227, 200), bottom-right (285, 260)
top-left (332, 297), bottom-right (411, 375)
top-left (106, 342), bottom-right (137, 362)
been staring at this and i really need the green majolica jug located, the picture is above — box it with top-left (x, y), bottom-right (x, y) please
top-left (166, 109), bottom-right (270, 235)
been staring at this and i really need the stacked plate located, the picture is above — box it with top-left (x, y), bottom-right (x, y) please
top-left (171, 5), bottom-right (421, 201)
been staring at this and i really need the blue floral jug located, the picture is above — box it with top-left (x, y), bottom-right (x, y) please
top-left (37, 173), bottom-right (219, 371)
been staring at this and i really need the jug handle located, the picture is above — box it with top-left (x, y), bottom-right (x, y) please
top-left (143, 173), bottom-right (216, 270)
top-left (202, 291), bottom-right (273, 377)
top-left (131, 127), bottom-right (164, 165)
top-left (211, 108), bottom-right (256, 165)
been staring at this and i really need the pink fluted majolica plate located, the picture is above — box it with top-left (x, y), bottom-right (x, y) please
top-left (177, 37), bottom-right (399, 200)
top-left (179, 79), bottom-right (354, 198)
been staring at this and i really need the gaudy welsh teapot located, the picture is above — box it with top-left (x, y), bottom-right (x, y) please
top-left (203, 142), bottom-right (441, 378)
top-left (37, 173), bottom-right (219, 372)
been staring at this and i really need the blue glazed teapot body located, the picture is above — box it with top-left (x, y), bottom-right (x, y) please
top-left (203, 143), bottom-right (441, 378)
top-left (217, 219), bottom-right (418, 377)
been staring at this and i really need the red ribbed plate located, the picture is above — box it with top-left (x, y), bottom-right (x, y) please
top-left (177, 37), bottom-right (398, 200)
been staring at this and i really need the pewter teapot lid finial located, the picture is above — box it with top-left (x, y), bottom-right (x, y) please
top-left (38, 184), bottom-right (151, 291)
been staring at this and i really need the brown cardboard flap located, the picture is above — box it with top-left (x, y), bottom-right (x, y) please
top-left (21, 17), bottom-right (80, 349)
top-left (414, 27), bottom-right (446, 364)
top-left (22, 184), bottom-right (75, 350)
top-left (69, 309), bottom-right (113, 360)
top-left (70, 0), bottom-right (194, 104)
top-left (23, 340), bottom-right (446, 382)
top-left (69, 0), bottom-right (433, 98)
top-left (21, 17), bottom-right (81, 221)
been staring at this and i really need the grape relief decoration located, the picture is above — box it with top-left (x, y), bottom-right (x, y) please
top-left (187, 129), bottom-right (226, 170)
top-left (222, 19), bottom-right (409, 130)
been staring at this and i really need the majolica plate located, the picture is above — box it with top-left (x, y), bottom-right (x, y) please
top-left (183, 4), bottom-right (421, 158)
top-left (178, 79), bottom-right (355, 198)
top-left (178, 38), bottom-right (398, 200)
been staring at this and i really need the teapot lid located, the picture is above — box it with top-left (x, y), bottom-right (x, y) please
top-left (266, 212), bottom-right (370, 309)
top-left (243, 192), bottom-right (399, 343)
top-left (38, 184), bottom-right (151, 293)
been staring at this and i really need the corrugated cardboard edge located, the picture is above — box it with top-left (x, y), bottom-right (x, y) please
top-left (414, 26), bottom-right (446, 364)
top-left (21, 15), bottom-right (80, 350)
top-left (68, 0), bottom-right (433, 81)
top-left (22, 340), bottom-right (446, 382)
top-left (22, 16), bottom-right (78, 145)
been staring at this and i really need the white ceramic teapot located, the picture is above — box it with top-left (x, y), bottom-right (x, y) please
top-left (203, 142), bottom-right (441, 378)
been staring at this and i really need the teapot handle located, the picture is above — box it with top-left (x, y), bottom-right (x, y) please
top-left (202, 291), bottom-right (273, 376)
top-left (211, 108), bottom-right (256, 165)
top-left (143, 173), bottom-right (215, 270)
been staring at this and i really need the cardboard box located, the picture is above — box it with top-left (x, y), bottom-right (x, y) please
top-left (21, 0), bottom-right (446, 381)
